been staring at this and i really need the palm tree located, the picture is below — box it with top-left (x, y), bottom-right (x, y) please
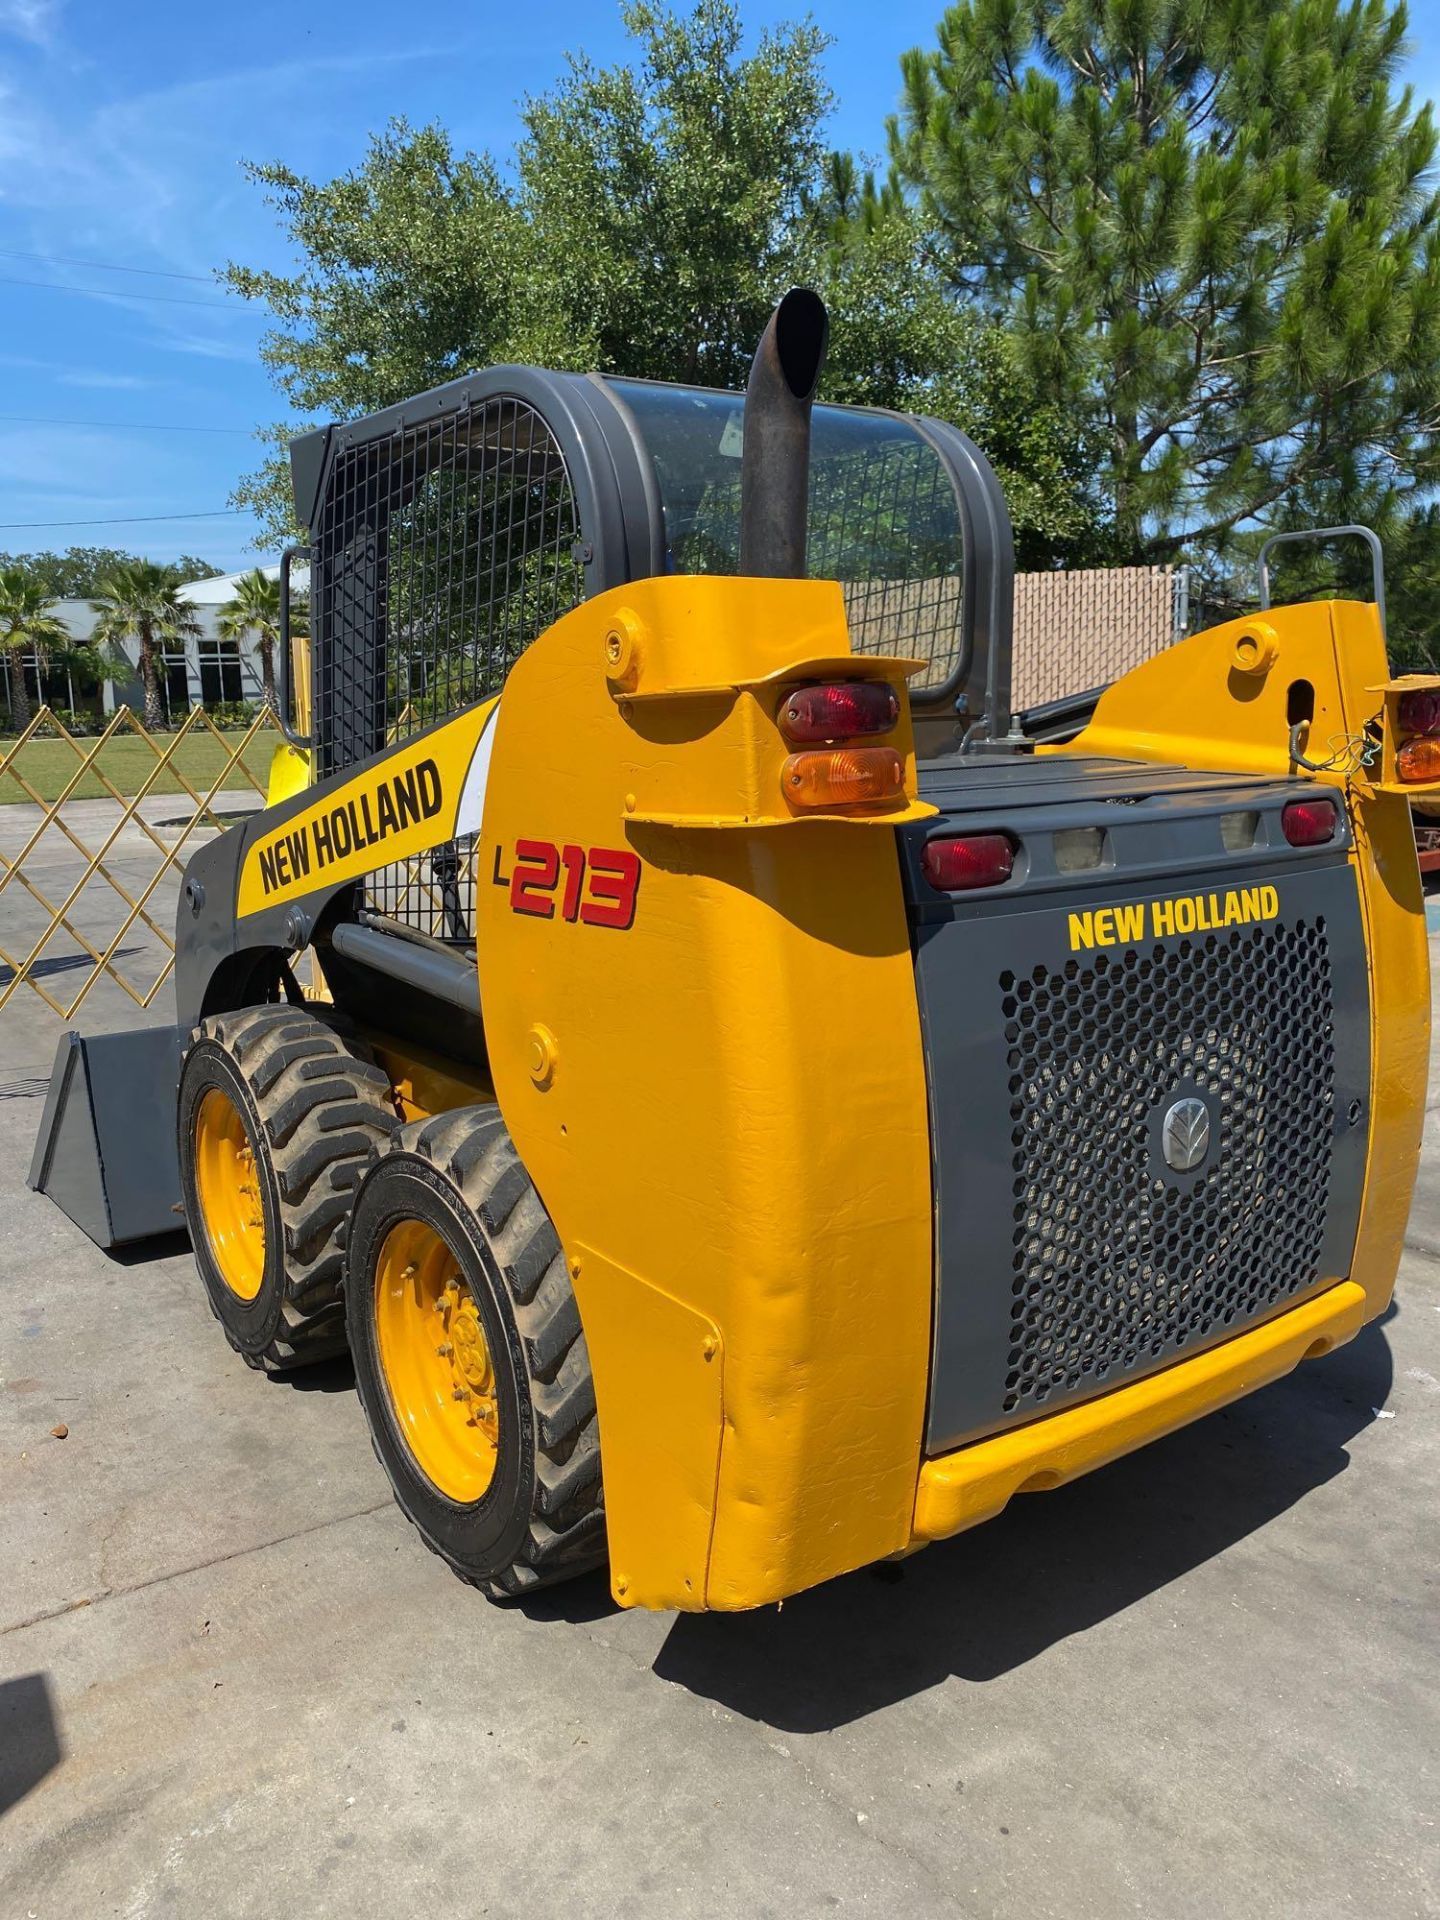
top-left (216, 568), bottom-right (283, 714)
top-left (90, 562), bottom-right (201, 729)
top-left (0, 566), bottom-right (71, 733)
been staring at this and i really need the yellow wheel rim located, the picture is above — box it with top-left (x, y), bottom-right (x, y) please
top-left (193, 1086), bottom-right (267, 1302)
top-left (374, 1219), bottom-right (500, 1503)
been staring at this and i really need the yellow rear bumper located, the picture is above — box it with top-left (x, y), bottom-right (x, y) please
top-left (911, 1279), bottom-right (1367, 1546)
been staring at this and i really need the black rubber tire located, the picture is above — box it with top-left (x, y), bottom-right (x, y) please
top-left (178, 1006), bottom-right (399, 1371)
top-left (345, 1108), bottom-right (606, 1598)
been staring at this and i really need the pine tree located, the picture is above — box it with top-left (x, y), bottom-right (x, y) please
top-left (893, 0), bottom-right (1440, 565)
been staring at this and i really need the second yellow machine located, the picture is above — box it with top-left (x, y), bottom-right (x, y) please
top-left (165, 292), bottom-right (1430, 1610)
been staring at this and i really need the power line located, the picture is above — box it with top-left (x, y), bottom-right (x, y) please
top-left (0, 246), bottom-right (220, 284)
top-left (0, 413), bottom-right (253, 435)
top-left (0, 274), bottom-right (253, 311)
top-left (0, 508), bottom-right (246, 529)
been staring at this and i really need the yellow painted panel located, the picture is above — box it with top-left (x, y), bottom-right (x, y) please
top-left (475, 576), bottom-right (935, 1611)
top-left (368, 1035), bottom-right (495, 1125)
top-left (598, 577), bottom-right (891, 696)
top-left (1334, 619), bottom-right (1430, 1328)
top-left (913, 1281), bottom-right (1366, 1544)
top-left (264, 742), bottom-right (312, 807)
top-left (572, 1245), bottom-right (723, 1612)
top-left (1049, 598), bottom-right (1353, 780)
top-left (290, 629), bottom-right (312, 740)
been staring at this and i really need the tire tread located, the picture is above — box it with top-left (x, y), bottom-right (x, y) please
top-left (352, 1108), bottom-right (605, 1597)
top-left (187, 1005), bottom-right (398, 1370)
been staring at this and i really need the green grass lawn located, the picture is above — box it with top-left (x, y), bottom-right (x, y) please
top-left (0, 729), bottom-right (278, 805)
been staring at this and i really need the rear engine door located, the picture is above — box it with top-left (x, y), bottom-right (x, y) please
top-left (904, 754), bottom-right (1371, 1454)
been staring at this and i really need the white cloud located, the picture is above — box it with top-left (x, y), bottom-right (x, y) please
top-left (58, 368), bottom-right (153, 390)
top-left (0, 0), bottom-right (60, 47)
top-left (0, 421), bottom-right (204, 496)
top-left (0, 37), bottom-right (447, 373)
top-left (0, 351), bottom-right (158, 388)
top-left (160, 329), bottom-right (268, 365)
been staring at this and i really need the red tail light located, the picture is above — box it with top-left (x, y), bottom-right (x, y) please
top-left (780, 681), bottom-right (899, 743)
top-left (1398, 689), bottom-right (1440, 737)
top-left (922, 833), bottom-right (1016, 892)
top-left (1281, 798), bottom-right (1338, 846)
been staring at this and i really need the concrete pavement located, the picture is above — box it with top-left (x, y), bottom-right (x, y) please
top-left (1, 854), bottom-right (1437, 1916)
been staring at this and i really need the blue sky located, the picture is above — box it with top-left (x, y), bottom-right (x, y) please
top-left (0, 0), bottom-right (1437, 573)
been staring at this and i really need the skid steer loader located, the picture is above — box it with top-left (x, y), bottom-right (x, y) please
top-left (32, 291), bottom-right (1435, 1610)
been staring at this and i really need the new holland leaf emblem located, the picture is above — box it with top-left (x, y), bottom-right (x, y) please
top-left (1161, 1096), bottom-right (1211, 1173)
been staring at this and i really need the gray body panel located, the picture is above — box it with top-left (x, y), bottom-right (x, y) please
top-left (172, 820), bottom-right (254, 1031)
top-left (905, 753), bottom-right (1371, 1454)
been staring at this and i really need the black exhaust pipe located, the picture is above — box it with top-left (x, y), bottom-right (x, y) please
top-left (738, 287), bottom-right (829, 579)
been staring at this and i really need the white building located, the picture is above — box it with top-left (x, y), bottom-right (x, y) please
top-left (4, 562), bottom-right (308, 726)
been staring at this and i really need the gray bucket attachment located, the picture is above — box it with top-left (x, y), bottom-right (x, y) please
top-left (28, 1025), bottom-right (187, 1250)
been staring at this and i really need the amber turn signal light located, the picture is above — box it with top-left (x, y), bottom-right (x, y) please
top-left (780, 681), bottom-right (900, 743)
top-left (782, 746), bottom-right (905, 810)
top-left (1397, 735), bottom-right (1440, 784)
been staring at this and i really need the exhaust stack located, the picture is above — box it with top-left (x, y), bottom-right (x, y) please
top-left (738, 287), bottom-right (830, 579)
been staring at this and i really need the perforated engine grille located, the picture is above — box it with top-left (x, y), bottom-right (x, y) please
top-left (1001, 919), bottom-right (1336, 1414)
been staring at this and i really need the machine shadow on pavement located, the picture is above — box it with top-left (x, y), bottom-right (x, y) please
top-left (651, 1316), bottom-right (1395, 1733)
top-left (102, 1229), bottom-right (191, 1267)
top-left (0, 1672), bottom-right (63, 1817)
top-left (273, 1352), bottom-right (357, 1395)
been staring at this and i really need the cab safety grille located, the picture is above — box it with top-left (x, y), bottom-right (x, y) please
top-left (312, 395), bottom-right (586, 940)
top-left (1001, 920), bottom-right (1336, 1415)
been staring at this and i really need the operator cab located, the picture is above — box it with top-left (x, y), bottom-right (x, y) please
top-left (287, 355), bottom-right (1017, 834)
